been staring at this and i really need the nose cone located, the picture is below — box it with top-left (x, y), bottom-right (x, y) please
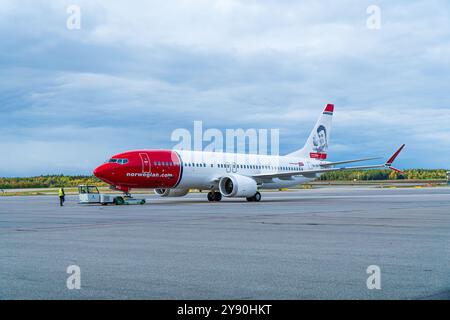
top-left (93, 163), bottom-right (109, 180)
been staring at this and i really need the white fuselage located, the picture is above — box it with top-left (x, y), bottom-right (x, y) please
top-left (175, 150), bottom-right (326, 190)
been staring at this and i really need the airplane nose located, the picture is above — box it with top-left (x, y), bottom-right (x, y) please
top-left (93, 164), bottom-right (107, 179)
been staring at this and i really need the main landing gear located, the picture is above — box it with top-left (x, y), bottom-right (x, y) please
top-left (207, 191), bottom-right (262, 202)
top-left (246, 192), bottom-right (261, 202)
top-left (207, 191), bottom-right (222, 202)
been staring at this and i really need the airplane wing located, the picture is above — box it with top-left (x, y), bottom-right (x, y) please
top-left (252, 144), bottom-right (405, 180)
top-left (319, 157), bottom-right (382, 167)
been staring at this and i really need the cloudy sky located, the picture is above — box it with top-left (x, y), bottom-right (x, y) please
top-left (0, 0), bottom-right (449, 176)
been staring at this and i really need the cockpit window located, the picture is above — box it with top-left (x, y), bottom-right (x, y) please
top-left (107, 158), bottom-right (128, 164)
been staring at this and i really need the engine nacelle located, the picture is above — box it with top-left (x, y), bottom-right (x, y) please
top-left (219, 174), bottom-right (258, 198)
top-left (154, 188), bottom-right (189, 197)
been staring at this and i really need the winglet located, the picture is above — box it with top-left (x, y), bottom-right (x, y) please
top-left (385, 144), bottom-right (405, 174)
top-left (389, 166), bottom-right (405, 174)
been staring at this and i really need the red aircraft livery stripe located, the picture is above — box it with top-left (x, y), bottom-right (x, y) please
top-left (310, 152), bottom-right (327, 160)
top-left (99, 150), bottom-right (183, 189)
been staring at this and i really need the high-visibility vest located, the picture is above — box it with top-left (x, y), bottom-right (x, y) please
top-left (58, 188), bottom-right (65, 197)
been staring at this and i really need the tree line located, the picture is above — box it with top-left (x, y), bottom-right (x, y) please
top-left (0, 170), bottom-right (447, 189)
top-left (0, 175), bottom-right (106, 189)
top-left (318, 169), bottom-right (448, 181)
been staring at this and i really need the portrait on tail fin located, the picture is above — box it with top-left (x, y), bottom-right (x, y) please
top-left (312, 125), bottom-right (328, 153)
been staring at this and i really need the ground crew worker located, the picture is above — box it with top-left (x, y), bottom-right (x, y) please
top-left (58, 187), bottom-right (65, 206)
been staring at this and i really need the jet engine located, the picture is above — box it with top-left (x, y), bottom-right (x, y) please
top-left (219, 174), bottom-right (258, 198)
top-left (154, 188), bottom-right (189, 197)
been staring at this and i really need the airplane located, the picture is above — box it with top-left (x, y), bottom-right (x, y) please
top-left (93, 104), bottom-right (405, 202)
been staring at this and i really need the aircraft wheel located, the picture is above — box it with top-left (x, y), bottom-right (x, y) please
top-left (214, 192), bottom-right (222, 201)
top-left (247, 192), bottom-right (261, 202)
top-left (207, 192), bottom-right (215, 202)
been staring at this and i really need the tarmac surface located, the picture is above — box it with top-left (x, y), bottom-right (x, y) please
top-left (1, 187), bottom-right (449, 299)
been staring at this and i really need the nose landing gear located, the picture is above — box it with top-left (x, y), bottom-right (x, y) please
top-left (207, 191), bottom-right (222, 202)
